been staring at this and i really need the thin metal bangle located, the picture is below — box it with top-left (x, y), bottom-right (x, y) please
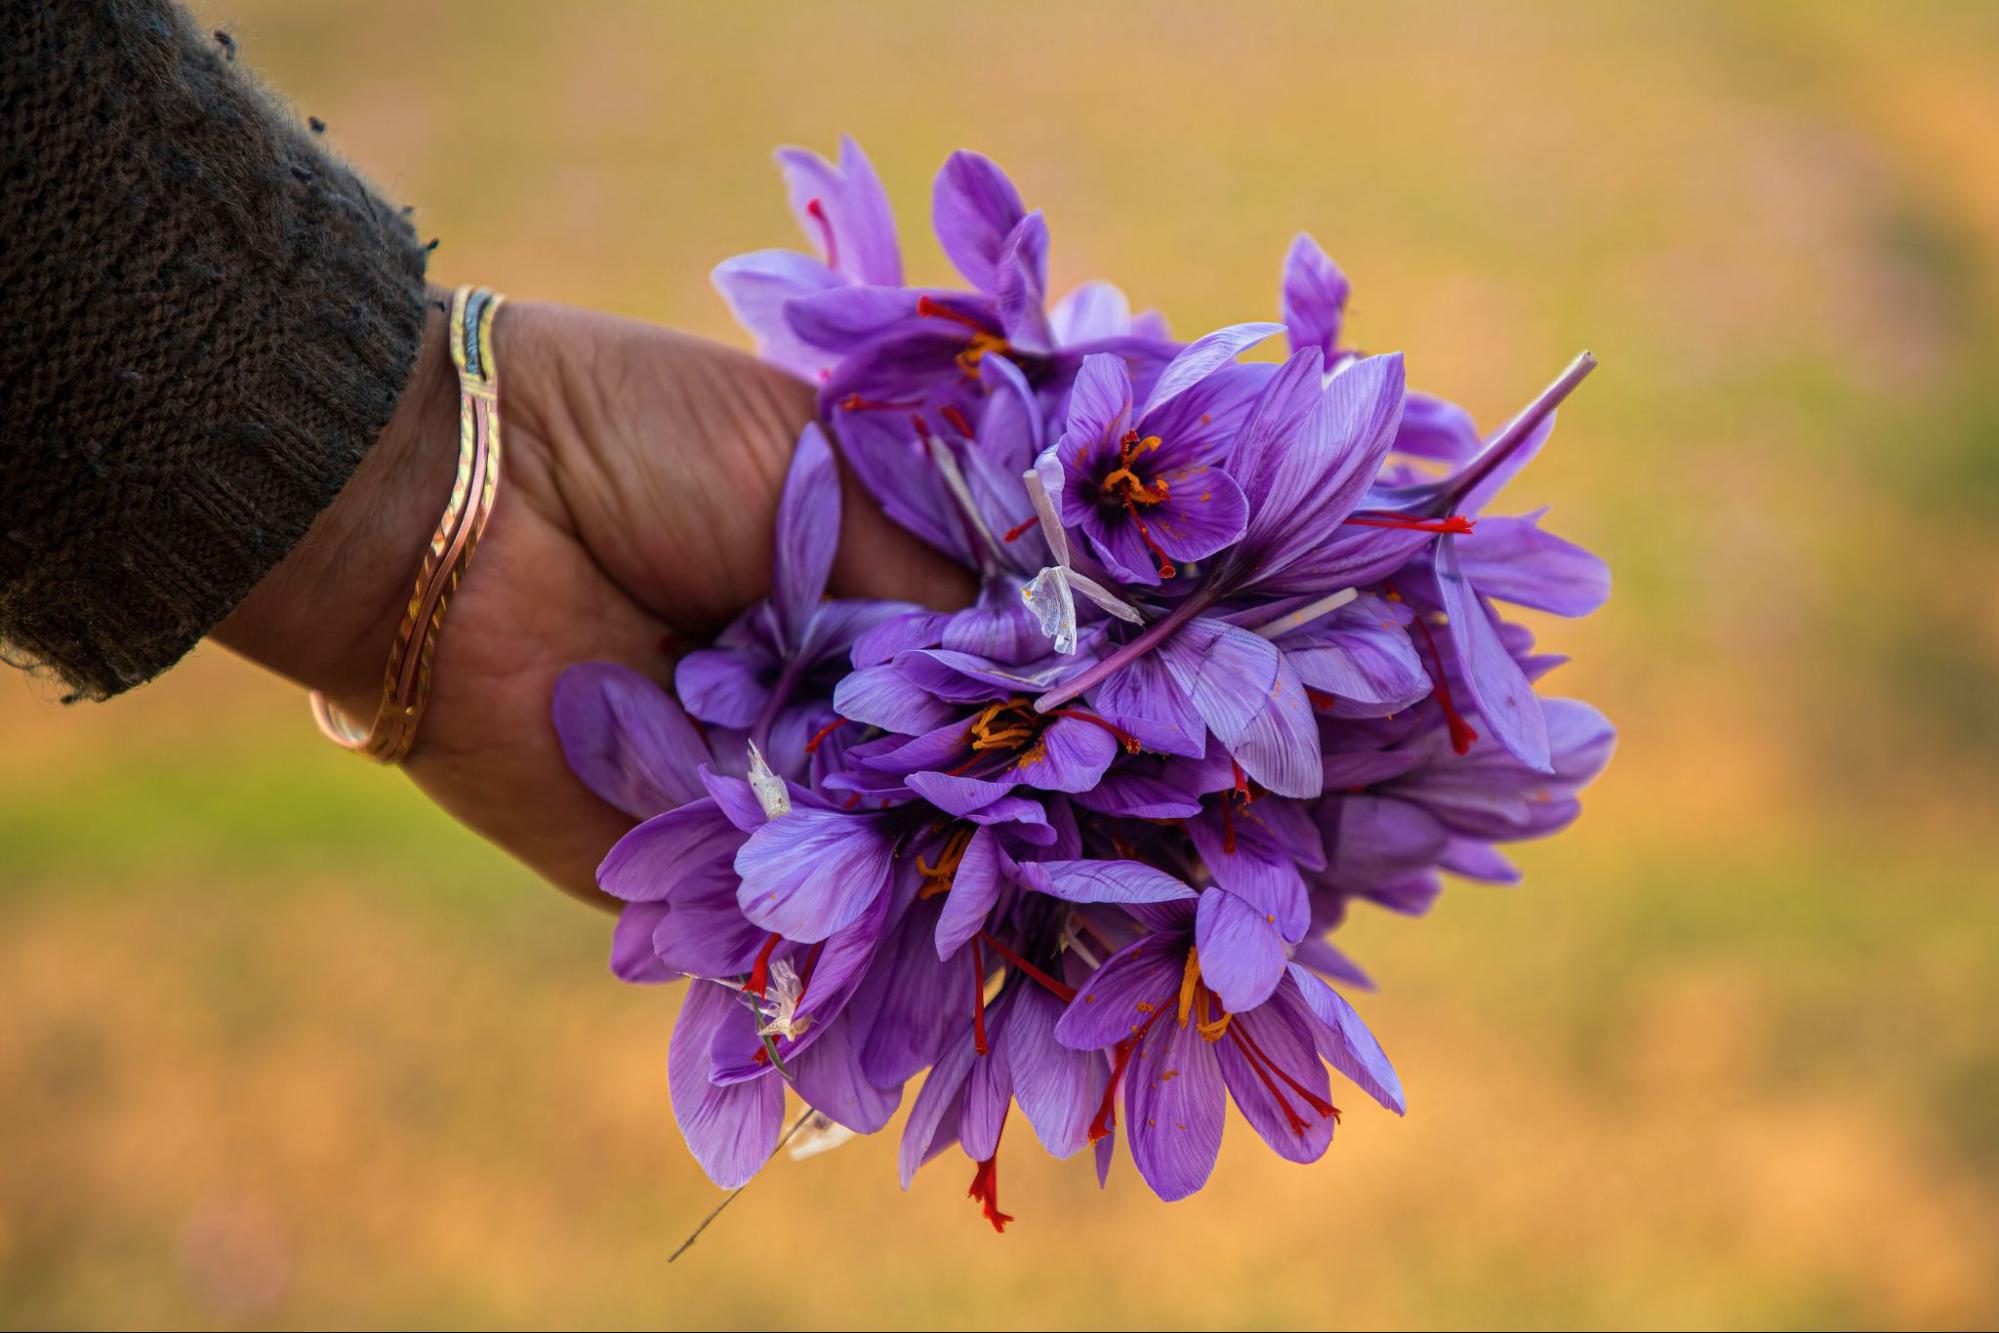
top-left (310, 285), bottom-right (506, 763)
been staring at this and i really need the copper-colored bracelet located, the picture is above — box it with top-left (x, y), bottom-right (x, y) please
top-left (309, 284), bottom-right (506, 763)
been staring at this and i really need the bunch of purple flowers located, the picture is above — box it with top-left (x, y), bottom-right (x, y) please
top-left (553, 139), bottom-right (1614, 1227)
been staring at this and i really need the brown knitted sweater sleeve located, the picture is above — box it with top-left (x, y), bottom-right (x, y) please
top-left (0, 0), bottom-right (430, 700)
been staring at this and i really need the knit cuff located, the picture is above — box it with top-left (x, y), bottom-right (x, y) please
top-left (0, 2), bottom-right (431, 699)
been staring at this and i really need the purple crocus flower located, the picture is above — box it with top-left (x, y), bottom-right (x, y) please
top-left (674, 423), bottom-right (910, 778)
top-left (552, 660), bottom-right (746, 983)
top-left (563, 140), bottom-right (1617, 1223)
top-left (1280, 231), bottom-right (1482, 466)
top-left (1044, 331), bottom-right (1273, 585)
top-left (1053, 893), bottom-right (1403, 1202)
top-left (712, 136), bottom-right (903, 383)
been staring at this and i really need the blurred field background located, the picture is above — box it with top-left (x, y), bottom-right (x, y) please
top-left (5, 1), bottom-right (1999, 1327)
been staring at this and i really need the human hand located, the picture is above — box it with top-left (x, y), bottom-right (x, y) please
top-left (216, 292), bottom-right (972, 904)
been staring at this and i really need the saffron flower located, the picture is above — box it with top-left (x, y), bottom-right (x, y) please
top-left (553, 140), bottom-right (1615, 1227)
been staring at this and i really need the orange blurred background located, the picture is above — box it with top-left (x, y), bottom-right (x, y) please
top-left (5, 1), bottom-right (1998, 1327)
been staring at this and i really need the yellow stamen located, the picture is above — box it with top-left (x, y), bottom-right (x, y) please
top-left (916, 825), bottom-right (975, 899)
top-left (1099, 431), bottom-right (1171, 507)
top-left (1177, 948), bottom-right (1202, 1028)
top-left (956, 331), bottom-right (1010, 378)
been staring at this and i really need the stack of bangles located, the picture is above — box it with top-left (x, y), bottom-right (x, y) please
top-left (309, 284), bottom-right (506, 763)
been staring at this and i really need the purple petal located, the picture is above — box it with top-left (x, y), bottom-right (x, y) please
top-left (1280, 232), bottom-right (1348, 360)
top-left (598, 799), bottom-right (745, 903)
top-left (1142, 321), bottom-right (1284, 418)
top-left (1279, 595), bottom-right (1428, 713)
top-left (1049, 281), bottom-right (1132, 344)
top-left (1185, 810), bottom-right (1311, 944)
top-left (650, 880), bottom-right (768, 978)
top-left (906, 770), bottom-right (1018, 817)
top-left (1245, 352), bottom-right (1406, 586)
top-left (1442, 837), bottom-right (1521, 884)
top-left (852, 897), bottom-right (961, 1087)
top-left (669, 981), bottom-right (785, 1189)
top-left (1232, 348), bottom-right (1327, 543)
top-left (776, 136), bottom-right (902, 285)
top-left (1394, 391), bottom-right (1482, 464)
top-left (1054, 931), bottom-right (1185, 1051)
top-left (1283, 965), bottom-right (1405, 1114)
top-left (1455, 510), bottom-right (1609, 617)
top-left (1089, 652), bottom-right (1207, 759)
top-left (552, 663), bottom-right (714, 819)
top-left (699, 768), bottom-right (768, 834)
top-left (1194, 887), bottom-right (1288, 1013)
top-left (710, 249), bottom-right (844, 380)
top-left (674, 647), bottom-right (770, 730)
top-left (898, 1022), bottom-right (977, 1188)
top-left (1157, 616), bottom-right (1281, 744)
top-left (994, 211), bottom-right (1054, 353)
top-left (1436, 534), bottom-right (1550, 773)
top-left (961, 998), bottom-right (1016, 1161)
top-left (1321, 746), bottom-right (1427, 789)
top-left (1322, 794), bottom-right (1450, 887)
top-left (609, 902), bottom-right (676, 984)
top-left (834, 664), bottom-right (958, 735)
top-left (1214, 997), bottom-right (1336, 1162)
top-left (1226, 649), bottom-right (1323, 799)
top-left (774, 425), bottom-right (839, 645)
top-left (934, 827), bottom-right (1004, 958)
top-left (853, 608), bottom-right (949, 667)
top-left (1127, 1013), bottom-right (1226, 1202)
top-left (782, 283), bottom-right (922, 353)
top-left (734, 808), bottom-right (896, 942)
top-left (1146, 469), bottom-right (1248, 562)
top-left (790, 1011), bottom-right (902, 1134)
top-left (932, 150), bottom-right (1027, 293)
top-left (1019, 858), bottom-right (1196, 905)
top-left (1070, 774), bottom-right (1202, 820)
top-left (1005, 983), bottom-right (1104, 1159)
top-left (1016, 715), bottom-right (1120, 793)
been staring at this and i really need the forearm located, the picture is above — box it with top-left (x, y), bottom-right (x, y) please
top-left (212, 289), bottom-right (460, 719)
top-left (0, 0), bottom-right (429, 700)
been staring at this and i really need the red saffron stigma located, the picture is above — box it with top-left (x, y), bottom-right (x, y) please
top-left (804, 717), bottom-right (847, 753)
top-left (1001, 517), bottom-right (1038, 543)
top-left (1305, 686), bottom-right (1340, 711)
top-left (967, 1123), bottom-right (1014, 1234)
top-left (1409, 614), bottom-right (1480, 755)
top-left (841, 791), bottom-right (863, 809)
top-left (1343, 512), bottom-right (1476, 535)
top-left (744, 933), bottom-right (782, 998)
top-left (940, 404), bottom-right (975, 438)
top-left (804, 197), bottom-right (838, 271)
top-left (1230, 1026), bottom-right (1309, 1135)
top-left (838, 392), bottom-right (923, 412)
top-left (1121, 498), bottom-right (1177, 579)
top-left (1090, 1037), bottom-right (1139, 1142)
top-left (979, 931), bottom-right (1078, 1002)
top-left (1049, 708), bottom-right (1143, 754)
top-left (1232, 1016), bottom-right (1341, 1122)
top-left (916, 294), bottom-right (989, 333)
top-left (970, 938), bottom-right (990, 1056)
top-left (799, 939), bottom-right (827, 991)
top-left (1231, 759), bottom-right (1252, 803)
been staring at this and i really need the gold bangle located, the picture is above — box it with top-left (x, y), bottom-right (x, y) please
top-left (309, 284), bottom-right (506, 763)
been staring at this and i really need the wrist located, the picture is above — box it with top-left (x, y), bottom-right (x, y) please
top-left (214, 289), bottom-right (461, 714)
